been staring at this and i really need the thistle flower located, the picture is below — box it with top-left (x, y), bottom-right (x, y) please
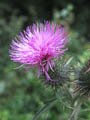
top-left (9, 22), bottom-right (69, 80)
top-left (75, 61), bottom-right (90, 96)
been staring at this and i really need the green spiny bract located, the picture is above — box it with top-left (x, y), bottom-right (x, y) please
top-left (75, 61), bottom-right (90, 97)
top-left (40, 57), bottom-right (73, 89)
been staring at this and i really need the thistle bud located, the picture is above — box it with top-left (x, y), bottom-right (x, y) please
top-left (75, 61), bottom-right (90, 96)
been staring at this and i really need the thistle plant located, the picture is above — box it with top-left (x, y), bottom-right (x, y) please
top-left (9, 21), bottom-right (90, 120)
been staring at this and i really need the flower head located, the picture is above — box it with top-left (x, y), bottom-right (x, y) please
top-left (86, 59), bottom-right (90, 72)
top-left (75, 61), bottom-right (90, 96)
top-left (86, 49), bottom-right (90, 72)
top-left (9, 22), bottom-right (69, 80)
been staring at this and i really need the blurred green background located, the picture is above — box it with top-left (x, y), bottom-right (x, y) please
top-left (0, 0), bottom-right (90, 120)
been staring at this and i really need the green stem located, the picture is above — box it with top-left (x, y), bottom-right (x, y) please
top-left (68, 100), bottom-right (82, 120)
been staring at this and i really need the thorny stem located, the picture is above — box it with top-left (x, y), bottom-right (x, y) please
top-left (68, 100), bottom-right (82, 120)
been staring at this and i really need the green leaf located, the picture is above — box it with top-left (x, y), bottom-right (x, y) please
top-left (32, 98), bottom-right (57, 120)
top-left (56, 87), bottom-right (73, 109)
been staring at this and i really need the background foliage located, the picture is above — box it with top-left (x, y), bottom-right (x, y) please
top-left (0, 0), bottom-right (90, 119)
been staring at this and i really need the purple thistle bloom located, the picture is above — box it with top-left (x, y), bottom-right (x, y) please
top-left (9, 22), bottom-right (69, 80)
